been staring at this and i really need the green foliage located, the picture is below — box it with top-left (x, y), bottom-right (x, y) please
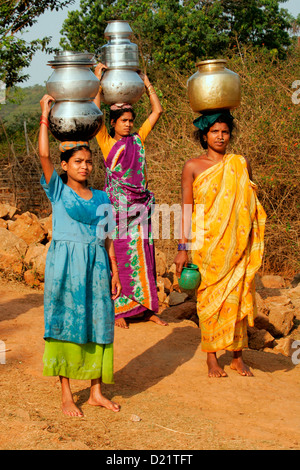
top-left (0, 85), bottom-right (46, 159)
top-left (60, 0), bottom-right (295, 72)
top-left (0, 0), bottom-right (75, 88)
top-left (0, 85), bottom-right (45, 132)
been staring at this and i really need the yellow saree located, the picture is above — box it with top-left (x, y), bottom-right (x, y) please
top-left (191, 154), bottom-right (266, 352)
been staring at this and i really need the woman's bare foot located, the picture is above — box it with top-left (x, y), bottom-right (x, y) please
top-left (144, 312), bottom-right (168, 326)
top-left (207, 352), bottom-right (227, 378)
top-left (230, 351), bottom-right (254, 376)
top-left (88, 379), bottom-right (120, 412)
top-left (115, 317), bottom-right (129, 329)
top-left (60, 376), bottom-right (83, 417)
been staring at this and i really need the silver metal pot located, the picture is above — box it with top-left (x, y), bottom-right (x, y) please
top-left (48, 101), bottom-right (103, 142)
top-left (46, 51), bottom-right (103, 141)
top-left (100, 21), bottom-right (144, 105)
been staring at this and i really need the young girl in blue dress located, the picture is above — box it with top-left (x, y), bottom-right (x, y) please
top-left (39, 94), bottom-right (121, 417)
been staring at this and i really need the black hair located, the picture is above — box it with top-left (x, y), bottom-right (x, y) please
top-left (109, 107), bottom-right (136, 138)
top-left (59, 145), bottom-right (92, 183)
top-left (194, 113), bottom-right (235, 149)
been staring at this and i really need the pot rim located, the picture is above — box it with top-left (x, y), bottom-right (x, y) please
top-left (47, 51), bottom-right (96, 66)
top-left (195, 58), bottom-right (227, 67)
top-left (182, 263), bottom-right (199, 270)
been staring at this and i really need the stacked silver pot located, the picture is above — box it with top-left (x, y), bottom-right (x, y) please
top-left (46, 51), bottom-right (103, 141)
top-left (100, 20), bottom-right (145, 105)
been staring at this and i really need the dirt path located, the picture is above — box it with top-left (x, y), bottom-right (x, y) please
top-left (0, 278), bottom-right (299, 451)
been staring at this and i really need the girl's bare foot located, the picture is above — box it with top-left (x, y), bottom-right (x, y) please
top-left (88, 395), bottom-right (120, 412)
top-left (230, 351), bottom-right (254, 376)
top-left (88, 379), bottom-right (120, 412)
top-left (207, 352), bottom-right (227, 378)
top-left (62, 398), bottom-right (84, 417)
top-left (60, 376), bottom-right (83, 417)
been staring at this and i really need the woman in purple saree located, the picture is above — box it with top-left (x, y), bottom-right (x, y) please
top-left (94, 63), bottom-right (168, 329)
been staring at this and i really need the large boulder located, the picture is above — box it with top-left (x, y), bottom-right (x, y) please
top-left (0, 203), bottom-right (19, 220)
top-left (267, 307), bottom-right (295, 337)
top-left (8, 211), bottom-right (46, 245)
top-left (288, 284), bottom-right (300, 311)
top-left (0, 227), bottom-right (28, 275)
top-left (39, 214), bottom-right (52, 241)
top-left (260, 274), bottom-right (286, 289)
top-left (264, 295), bottom-right (295, 337)
top-left (155, 248), bottom-right (167, 276)
top-left (24, 242), bottom-right (49, 281)
top-left (247, 326), bottom-right (275, 350)
top-left (161, 300), bottom-right (198, 325)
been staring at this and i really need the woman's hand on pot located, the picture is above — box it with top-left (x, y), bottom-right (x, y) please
top-left (174, 250), bottom-right (188, 278)
top-left (138, 71), bottom-right (151, 88)
top-left (94, 62), bottom-right (107, 80)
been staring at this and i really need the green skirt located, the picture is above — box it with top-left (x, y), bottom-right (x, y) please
top-left (43, 339), bottom-right (114, 382)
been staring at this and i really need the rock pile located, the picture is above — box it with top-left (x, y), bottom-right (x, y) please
top-left (0, 203), bottom-right (51, 287)
top-left (0, 202), bottom-right (299, 358)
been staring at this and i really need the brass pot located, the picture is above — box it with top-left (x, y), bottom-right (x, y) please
top-left (187, 59), bottom-right (241, 113)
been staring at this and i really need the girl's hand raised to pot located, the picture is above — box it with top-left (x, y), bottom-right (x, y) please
top-left (40, 94), bottom-right (54, 119)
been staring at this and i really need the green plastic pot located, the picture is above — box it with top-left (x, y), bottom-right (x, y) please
top-left (178, 263), bottom-right (201, 290)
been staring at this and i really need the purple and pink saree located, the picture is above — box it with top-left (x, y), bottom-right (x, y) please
top-left (104, 132), bottom-right (159, 320)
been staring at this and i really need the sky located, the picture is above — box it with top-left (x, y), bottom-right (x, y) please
top-left (18, 0), bottom-right (300, 88)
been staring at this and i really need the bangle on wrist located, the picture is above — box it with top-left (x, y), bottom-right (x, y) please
top-left (177, 243), bottom-right (188, 251)
top-left (146, 84), bottom-right (156, 96)
top-left (40, 116), bottom-right (49, 128)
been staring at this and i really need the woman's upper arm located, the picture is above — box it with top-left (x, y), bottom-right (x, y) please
top-left (181, 161), bottom-right (194, 204)
top-left (244, 156), bottom-right (253, 180)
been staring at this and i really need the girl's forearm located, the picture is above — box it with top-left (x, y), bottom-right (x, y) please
top-left (105, 238), bottom-right (119, 274)
top-left (38, 95), bottom-right (55, 183)
top-left (38, 120), bottom-right (50, 159)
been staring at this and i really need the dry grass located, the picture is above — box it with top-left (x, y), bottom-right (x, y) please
top-left (141, 47), bottom-right (300, 274)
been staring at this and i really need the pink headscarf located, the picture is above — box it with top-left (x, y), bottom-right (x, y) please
top-left (110, 103), bottom-right (133, 111)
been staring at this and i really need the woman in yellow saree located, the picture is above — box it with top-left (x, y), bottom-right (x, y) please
top-left (174, 111), bottom-right (266, 377)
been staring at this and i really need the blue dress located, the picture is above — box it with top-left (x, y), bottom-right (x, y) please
top-left (41, 169), bottom-right (116, 346)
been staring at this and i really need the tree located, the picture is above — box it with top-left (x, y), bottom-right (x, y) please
top-left (60, 0), bottom-right (296, 72)
top-left (0, 0), bottom-right (75, 88)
